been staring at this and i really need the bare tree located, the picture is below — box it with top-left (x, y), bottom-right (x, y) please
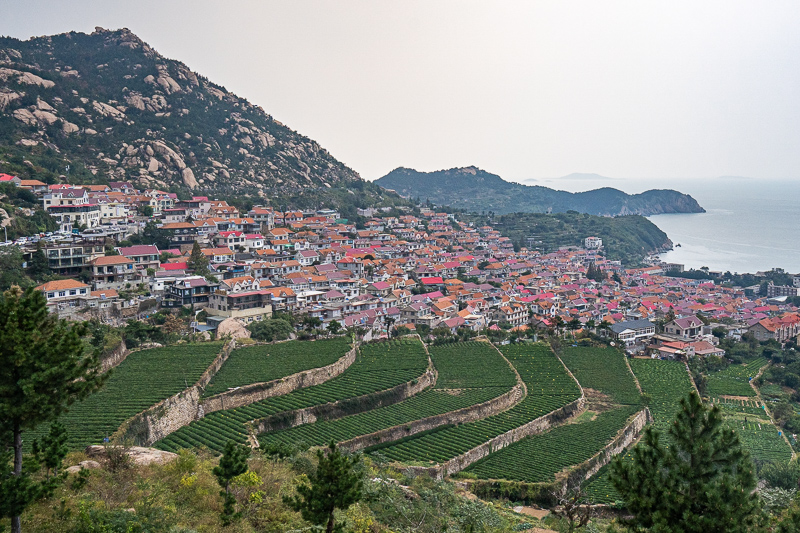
top-left (550, 477), bottom-right (594, 533)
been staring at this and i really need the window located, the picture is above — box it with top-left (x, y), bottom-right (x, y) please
top-left (69, 290), bottom-right (76, 296)
top-left (58, 291), bottom-right (66, 297)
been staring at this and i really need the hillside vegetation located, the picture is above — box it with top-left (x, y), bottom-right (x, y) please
top-left (468, 211), bottom-right (671, 264)
top-left (0, 28), bottom-right (359, 196)
top-left (376, 166), bottom-right (704, 216)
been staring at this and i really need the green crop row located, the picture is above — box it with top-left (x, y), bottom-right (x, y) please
top-left (629, 358), bottom-right (695, 432)
top-left (711, 397), bottom-right (766, 416)
top-left (367, 343), bottom-right (581, 464)
top-left (585, 358), bottom-right (786, 505)
top-left (463, 405), bottom-right (641, 483)
top-left (583, 358), bottom-right (696, 503)
top-left (705, 358), bottom-right (765, 398)
top-left (559, 347), bottom-right (641, 405)
top-left (202, 337), bottom-right (351, 397)
top-left (29, 342), bottom-right (224, 450)
top-left (431, 341), bottom-right (517, 390)
top-left (706, 374), bottom-right (757, 397)
top-left (727, 419), bottom-right (792, 463)
top-left (258, 341), bottom-right (517, 449)
top-left (155, 338), bottom-right (429, 454)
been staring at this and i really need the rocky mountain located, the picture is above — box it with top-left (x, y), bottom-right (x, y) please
top-left (0, 28), bottom-right (360, 195)
top-left (376, 166), bottom-right (705, 216)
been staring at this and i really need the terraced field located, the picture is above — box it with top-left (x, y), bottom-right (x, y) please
top-left (711, 397), bottom-right (766, 416)
top-left (705, 357), bottom-right (765, 398)
top-left (630, 358), bottom-right (696, 431)
top-left (30, 342), bottom-right (224, 450)
top-left (584, 358), bottom-right (695, 504)
top-left (367, 343), bottom-right (581, 465)
top-left (559, 347), bottom-right (640, 405)
top-left (727, 418), bottom-right (792, 463)
top-left (155, 338), bottom-right (429, 453)
top-left (202, 337), bottom-right (351, 397)
top-left (585, 357), bottom-right (789, 504)
top-left (464, 405), bottom-right (641, 483)
top-left (258, 341), bottom-right (517, 449)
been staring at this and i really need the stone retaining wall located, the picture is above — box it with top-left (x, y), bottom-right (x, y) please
top-left (405, 395), bottom-right (586, 480)
top-left (100, 339), bottom-right (129, 373)
top-left (560, 407), bottom-right (651, 486)
top-left (200, 344), bottom-right (358, 414)
top-left (468, 406), bottom-right (652, 504)
top-left (254, 368), bottom-right (437, 436)
top-left (339, 383), bottom-right (525, 453)
top-left (114, 340), bottom-right (360, 446)
top-left (114, 339), bottom-right (238, 445)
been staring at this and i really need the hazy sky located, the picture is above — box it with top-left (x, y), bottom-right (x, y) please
top-left (3, 1), bottom-right (800, 184)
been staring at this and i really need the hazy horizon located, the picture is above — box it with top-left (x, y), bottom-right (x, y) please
top-left (3, 1), bottom-right (800, 185)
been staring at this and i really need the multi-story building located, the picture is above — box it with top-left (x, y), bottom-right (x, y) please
top-left (663, 316), bottom-right (705, 339)
top-left (608, 319), bottom-right (656, 347)
top-left (584, 236), bottom-right (603, 249)
top-left (43, 188), bottom-right (102, 231)
top-left (30, 238), bottom-right (106, 277)
top-left (115, 245), bottom-right (161, 271)
top-left (162, 276), bottom-right (219, 308)
top-left (206, 289), bottom-right (273, 323)
top-left (89, 255), bottom-right (138, 290)
top-left (36, 279), bottom-right (91, 312)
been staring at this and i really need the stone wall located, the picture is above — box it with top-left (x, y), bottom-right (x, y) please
top-left (468, 406), bottom-right (652, 504)
top-left (200, 344), bottom-right (358, 414)
top-left (100, 338), bottom-right (129, 373)
top-left (405, 395), bottom-right (586, 480)
top-left (113, 339), bottom-right (237, 445)
top-left (399, 343), bottom-right (588, 479)
top-left (339, 383), bottom-right (524, 453)
top-left (254, 368), bottom-right (437, 435)
top-left (560, 407), bottom-right (651, 486)
top-left (113, 340), bottom-right (359, 446)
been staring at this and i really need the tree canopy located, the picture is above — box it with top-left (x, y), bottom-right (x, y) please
top-left (611, 392), bottom-right (761, 532)
top-left (0, 287), bottom-right (105, 532)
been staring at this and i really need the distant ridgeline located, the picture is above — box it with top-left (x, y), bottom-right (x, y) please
top-left (376, 166), bottom-right (705, 217)
top-left (466, 211), bottom-right (672, 265)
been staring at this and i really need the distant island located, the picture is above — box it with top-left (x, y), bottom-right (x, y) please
top-left (376, 166), bottom-right (705, 217)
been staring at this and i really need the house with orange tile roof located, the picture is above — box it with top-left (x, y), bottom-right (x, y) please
top-left (89, 255), bottom-right (137, 290)
top-left (36, 279), bottom-right (91, 310)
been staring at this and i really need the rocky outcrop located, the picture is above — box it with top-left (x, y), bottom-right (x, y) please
top-left (85, 445), bottom-right (178, 466)
top-left (216, 317), bottom-right (250, 340)
top-left (0, 28), bottom-right (361, 194)
top-left (66, 460), bottom-right (101, 474)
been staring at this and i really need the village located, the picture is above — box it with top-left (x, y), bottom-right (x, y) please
top-left (0, 173), bottom-right (796, 358)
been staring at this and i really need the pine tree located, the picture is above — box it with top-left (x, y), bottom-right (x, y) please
top-left (26, 244), bottom-right (50, 281)
top-left (586, 263), bottom-right (597, 281)
top-left (212, 440), bottom-right (250, 526)
top-left (0, 287), bottom-right (105, 533)
top-left (610, 392), bottom-right (761, 532)
top-left (31, 421), bottom-right (69, 498)
top-left (187, 241), bottom-right (210, 276)
top-left (284, 441), bottom-right (363, 533)
top-left (32, 421), bottom-right (68, 480)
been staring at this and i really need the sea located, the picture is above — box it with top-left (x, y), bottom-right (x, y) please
top-left (534, 176), bottom-right (800, 275)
